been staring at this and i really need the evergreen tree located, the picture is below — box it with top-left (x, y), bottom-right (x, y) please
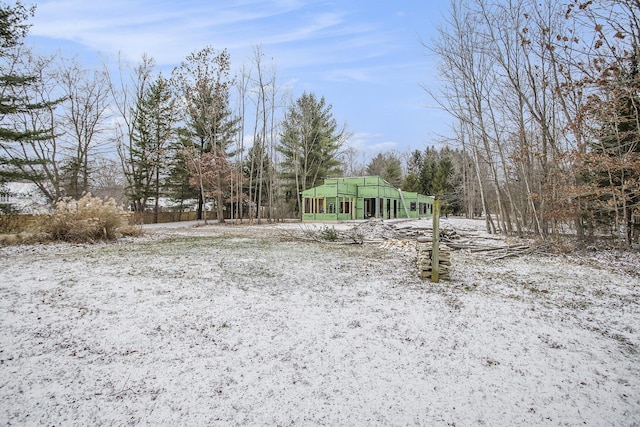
top-left (580, 55), bottom-right (640, 244)
top-left (0, 2), bottom-right (52, 199)
top-left (418, 146), bottom-right (463, 215)
top-left (278, 92), bottom-right (347, 214)
top-left (402, 150), bottom-right (423, 191)
top-left (419, 147), bottom-right (438, 196)
top-left (123, 74), bottom-right (177, 220)
top-left (406, 149), bottom-right (422, 175)
top-left (366, 152), bottom-right (403, 187)
top-left (164, 128), bottom-right (199, 214)
top-left (401, 172), bottom-right (421, 192)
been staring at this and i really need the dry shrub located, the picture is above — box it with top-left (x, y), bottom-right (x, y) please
top-left (0, 231), bottom-right (51, 246)
top-left (118, 223), bottom-right (145, 238)
top-left (0, 215), bottom-right (24, 233)
top-left (0, 234), bottom-right (20, 245)
top-left (38, 193), bottom-right (131, 243)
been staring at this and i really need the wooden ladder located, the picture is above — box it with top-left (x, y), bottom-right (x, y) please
top-left (398, 189), bottom-right (411, 218)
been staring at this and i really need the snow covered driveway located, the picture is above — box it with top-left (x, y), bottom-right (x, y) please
top-left (1, 219), bottom-right (639, 425)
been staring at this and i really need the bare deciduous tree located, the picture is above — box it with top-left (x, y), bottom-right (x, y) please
top-left (172, 46), bottom-right (237, 222)
top-left (56, 58), bottom-right (111, 199)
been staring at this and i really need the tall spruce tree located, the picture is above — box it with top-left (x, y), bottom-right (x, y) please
top-left (0, 2), bottom-right (52, 201)
top-left (124, 74), bottom-right (177, 220)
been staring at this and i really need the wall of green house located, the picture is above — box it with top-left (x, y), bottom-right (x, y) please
top-left (400, 192), bottom-right (434, 219)
top-left (301, 176), bottom-right (434, 221)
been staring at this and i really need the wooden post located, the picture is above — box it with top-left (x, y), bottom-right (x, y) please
top-left (432, 199), bottom-right (440, 283)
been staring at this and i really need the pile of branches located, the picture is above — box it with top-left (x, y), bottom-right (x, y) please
top-left (283, 220), bottom-right (408, 245)
top-left (282, 224), bottom-right (365, 244)
top-left (438, 226), bottom-right (545, 260)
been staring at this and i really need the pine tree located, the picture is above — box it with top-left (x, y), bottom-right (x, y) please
top-left (123, 74), bottom-right (177, 221)
top-left (278, 92), bottom-right (347, 214)
top-left (419, 147), bottom-right (438, 196)
top-left (580, 55), bottom-right (640, 245)
top-left (418, 146), bottom-right (464, 215)
top-left (365, 152), bottom-right (402, 187)
top-left (164, 128), bottom-right (199, 215)
top-left (0, 2), bottom-right (52, 200)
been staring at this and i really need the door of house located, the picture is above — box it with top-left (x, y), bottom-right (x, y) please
top-left (364, 198), bottom-right (376, 219)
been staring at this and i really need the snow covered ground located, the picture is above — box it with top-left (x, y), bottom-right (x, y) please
top-left (1, 218), bottom-right (638, 425)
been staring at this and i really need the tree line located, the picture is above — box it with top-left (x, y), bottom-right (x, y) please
top-left (0, 2), bottom-right (468, 224)
top-left (1, 1), bottom-right (638, 246)
top-left (428, 0), bottom-right (640, 246)
top-left (0, 2), bottom-right (355, 223)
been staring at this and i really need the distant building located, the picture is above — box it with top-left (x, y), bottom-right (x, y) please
top-left (301, 176), bottom-right (433, 221)
top-left (0, 182), bottom-right (49, 214)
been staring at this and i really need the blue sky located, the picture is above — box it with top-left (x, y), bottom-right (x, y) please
top-left (26, 0), bottom-right (452, 160)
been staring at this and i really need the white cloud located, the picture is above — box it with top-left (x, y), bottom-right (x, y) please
top-left (368, 141), bottom-right (398, 154)
top-left (346, 132), bottom-right (380, 151)
top-left (29, 0), bottom-right (398, 70)
top-left (29, 0), bottom-right (319, 64)
top-left (345, 133), bottom-right (398, 159)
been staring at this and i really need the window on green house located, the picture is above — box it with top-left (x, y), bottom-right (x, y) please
top-left (341, 199), bottom-right (352, 214)
top-left (410, 202), bottom-right (416, 211)
top-left (328, 203), bottom-right (335, 214)
top-left (307, 197), bottom-right (325, 214)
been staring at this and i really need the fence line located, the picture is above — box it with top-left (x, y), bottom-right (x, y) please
top-left (0, 211), bottom-right (201, 233)
top-left (130, 211), bottom-right (199, 224)
top-left (0, 214), bottom-right (39, 233)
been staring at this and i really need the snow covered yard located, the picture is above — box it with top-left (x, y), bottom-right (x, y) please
top-left (1, 218), bottom-right (639, 425)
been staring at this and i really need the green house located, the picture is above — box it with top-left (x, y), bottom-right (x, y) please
top-left (301, 176), bottom-right (434, 221)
